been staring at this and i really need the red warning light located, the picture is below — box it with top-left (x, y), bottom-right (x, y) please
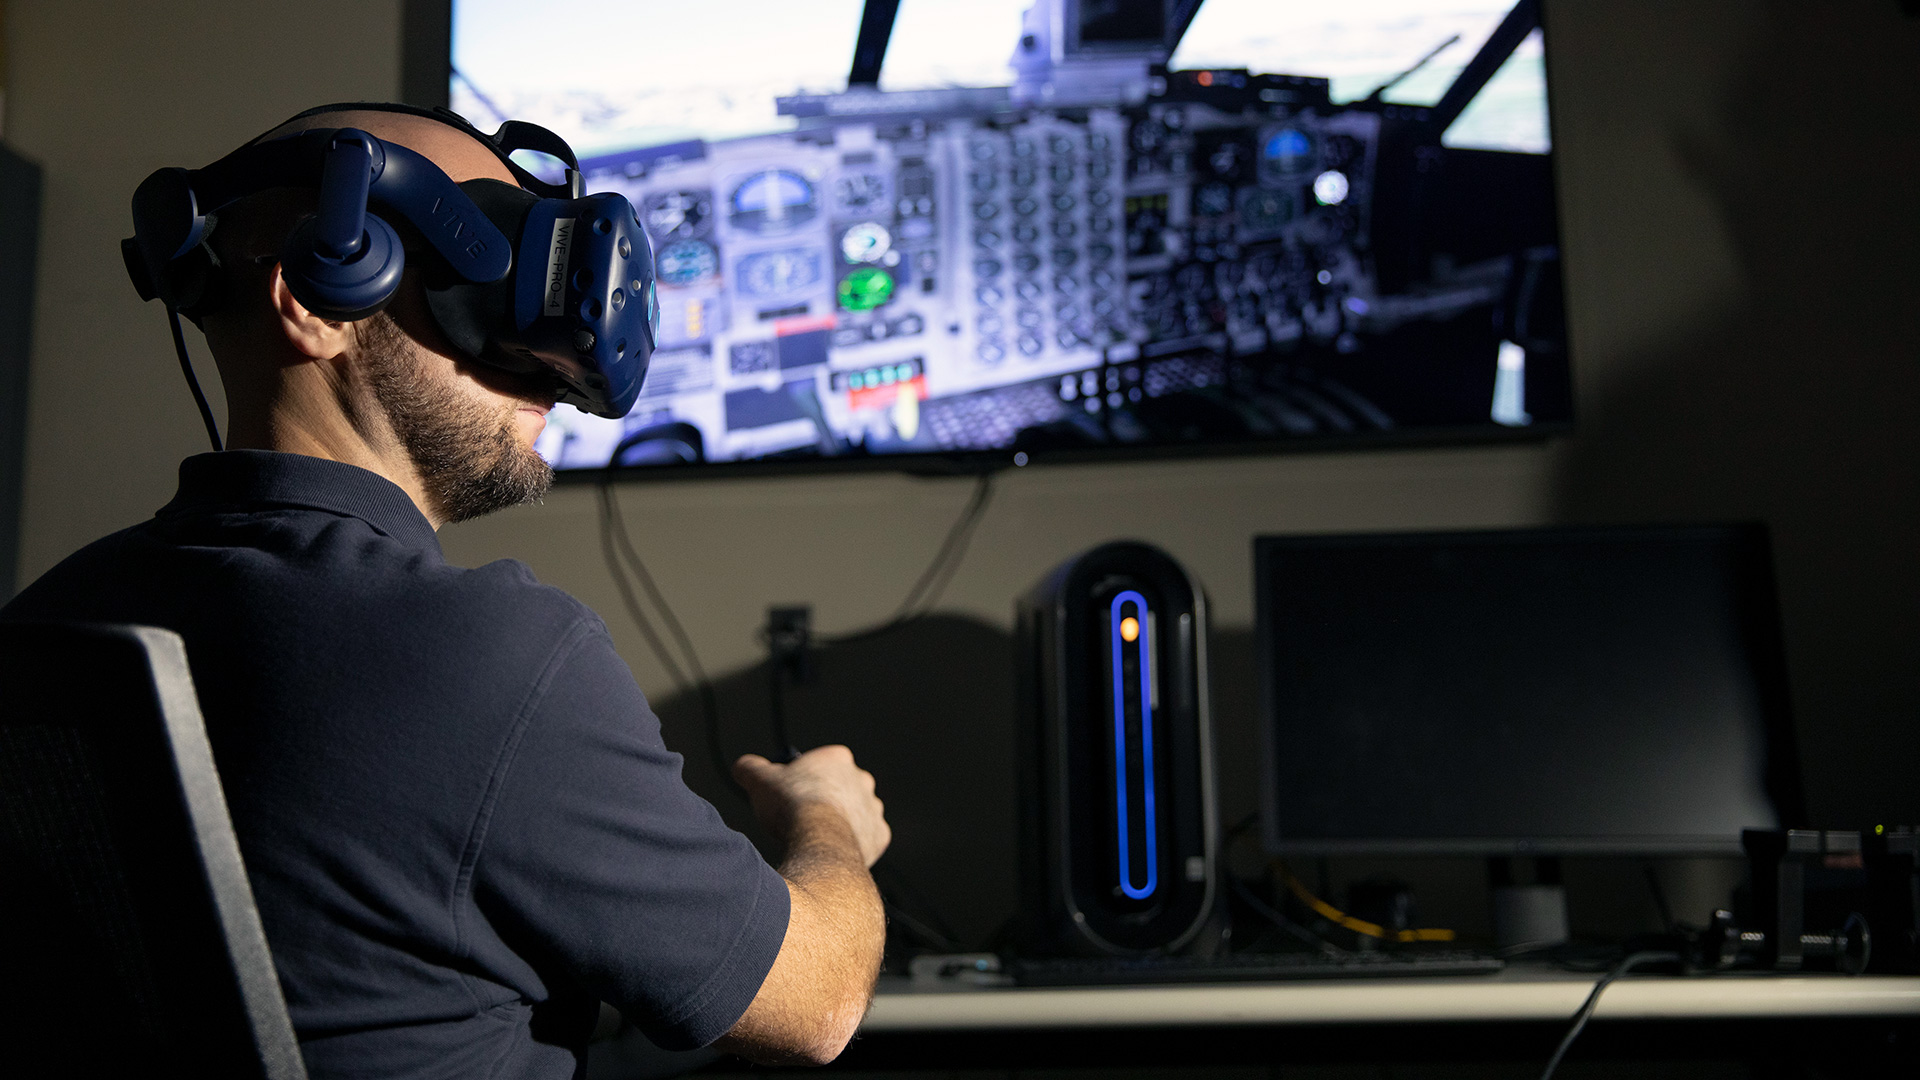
top-left (1197, 71), bottom-right (1213, 87)
top-left (847, 375), bottom-right (927, 412)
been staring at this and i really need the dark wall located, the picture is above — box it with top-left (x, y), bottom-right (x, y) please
top-left (0, 142), bottom-right (41, 602)
top-left (399, 0), bottom-right (450, 110)
top-left (651, 615), bottom-right (1723, 950)
top-left (654, 616), bottom-right (1023, 949)
top-left (1546, 1), bottom-right (1920, 828)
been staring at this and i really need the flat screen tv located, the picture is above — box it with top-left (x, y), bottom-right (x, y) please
top-left (448, 0), bottom-right (1570, 477)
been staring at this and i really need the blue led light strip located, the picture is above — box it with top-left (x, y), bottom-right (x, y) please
top-left (1110, 590), bottom-right (1158, 901)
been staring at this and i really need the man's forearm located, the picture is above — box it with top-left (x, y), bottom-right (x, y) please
top-left (779, 801), bottom-right (886, 1012)
top-left (717, 802), bottom-right (885, 1064)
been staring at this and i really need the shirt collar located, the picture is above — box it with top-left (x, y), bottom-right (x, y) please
top-left (160, 450), bottom-right (439, 551)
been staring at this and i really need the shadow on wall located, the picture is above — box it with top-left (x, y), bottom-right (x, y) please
top-left (642, 613), bottom-right (1728, 955)
top-left (1549, 2), bottom-right (1920, 825)
top-left (645, 615), bottom-right (1272, 951)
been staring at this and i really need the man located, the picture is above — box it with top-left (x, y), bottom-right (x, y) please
top-left (1, 105), bottom-right (889, 1076)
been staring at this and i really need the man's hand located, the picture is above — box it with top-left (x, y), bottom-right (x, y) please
top-left (732, 745), bottom-right (891, 867)
top-left (715, 745), bottom-right (889, 1065)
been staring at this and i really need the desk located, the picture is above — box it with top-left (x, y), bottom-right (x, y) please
top-left (863, 970), bottom-right (1920, 1031)
top-left (779, 970), bottom-right (1920, 1074)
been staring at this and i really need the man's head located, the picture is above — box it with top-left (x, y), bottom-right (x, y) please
top-left (197, 107), bottom-right (557, 526)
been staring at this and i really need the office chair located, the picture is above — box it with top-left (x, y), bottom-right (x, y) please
top-left (0, 622), bottom-right (307, 1079)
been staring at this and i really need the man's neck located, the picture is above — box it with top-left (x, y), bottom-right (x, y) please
top-left (225, 403), bottom-right (444, 530)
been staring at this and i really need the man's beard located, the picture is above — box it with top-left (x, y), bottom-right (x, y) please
top-left (357, 315), bottom-right (553, 524)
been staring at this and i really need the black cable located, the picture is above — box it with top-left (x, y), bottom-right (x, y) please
top-left (821, 471), bottom-right (996, 645)
top-left (595, 483), bottom-right (690, 689)
top-left (596, 485), bottom-right (692, 686)
top-left (762, 471), bottom-right (991, 754)
top-left (866, 470), bottom-right (993, 628)
top-left (873, 861), bottom-right (966, 949)
top-left (883, 898), bottom-right (962, 953)
top-left (1538, 950), bottom-right (1680, 1080)
top-left (602, 468), bottom-right (994, 795)
top-left (168, 307), bottom-right (223, 452)
top-left (1218, 813), bottom-right (1347, 956)
top-left (595, 478), bottom-right (733, 790)
top-left (1227, 875), bottom-right (1349, 957)
top-left (766, 660), bottom-right (798, 763)
top-left (1643, 862), bottom-right (1676, 934)
top-left (602, 480), bottom-right (715, 696)
top-left (593, 529), bottom-right (960, 945)
top-left (909, 482), bottom-right (991, 615)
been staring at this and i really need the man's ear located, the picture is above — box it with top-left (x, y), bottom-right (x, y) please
top-left (267, 263), bottom-right (357, 362)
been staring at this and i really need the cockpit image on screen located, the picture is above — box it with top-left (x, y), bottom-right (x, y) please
top-left (451, 0), bottom-right (1569, 473)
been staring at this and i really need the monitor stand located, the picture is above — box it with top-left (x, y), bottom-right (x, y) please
top-left (1489, 856), bottom-right (1569, 951)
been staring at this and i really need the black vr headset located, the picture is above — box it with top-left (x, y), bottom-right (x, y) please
top-left (123, 103), bottom-right (658, 443)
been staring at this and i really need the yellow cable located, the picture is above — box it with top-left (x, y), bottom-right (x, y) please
top-left (1281, 871), bottom-right (1456, 943)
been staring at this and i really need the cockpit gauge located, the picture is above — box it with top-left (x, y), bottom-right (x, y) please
top-left (1238, 188), bottom-right (1295, 238)
top-left (840, 222), bottom-right (892, 264)
top-left (1131, 125), bottom-right (1161, 157)
top-left (656, 240), bottom-right (719, 286)
top-left (730, 170), bottom-right (818, 234)
top-left (738, 247), bottom-right (824, 298)
top-left (837, 267), bottom-right (895, 312)
top-left (1208, 142), bottom-right (1248, 180)
top-left (1195, 182), bottom-right (1233, 217)
top-left (642, 190), bottom-right (713, 240)
top-left (1259, 127), bottom-right (1316, 182)
top-left (835, 172), bottom-right (889, 215)
top-left (1312, 170), bottom-right (1351, 207)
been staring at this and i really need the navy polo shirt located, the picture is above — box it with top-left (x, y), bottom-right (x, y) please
top-left (2, 451), bottom-right (789, 1079)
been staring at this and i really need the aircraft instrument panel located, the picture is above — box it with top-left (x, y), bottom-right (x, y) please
top-left (536, 55), bottom-right (1567, 471)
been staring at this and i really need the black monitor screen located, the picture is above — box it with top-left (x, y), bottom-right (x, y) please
top-left (1254, 526), bottom-right (1802, 856)
top-left (1076, 0), bottom-right (1168, 48)
top-left (452, 0), bottom-right (1569, 475)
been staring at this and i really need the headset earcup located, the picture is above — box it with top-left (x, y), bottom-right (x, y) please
top-left (281, 211), bottom-right (405, 321)
top-left (168, 242), bottom-right (223, 325)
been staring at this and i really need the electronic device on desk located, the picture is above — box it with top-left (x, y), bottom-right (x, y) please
top-left (452, 0), bottom-right (1569, 476)
top-left (1013, 541), bottom-right (1219, 958)
top-left (1254, 524), bottom-right (1806, 950)
top-left (1697, 826), bottom-right (1920, 975)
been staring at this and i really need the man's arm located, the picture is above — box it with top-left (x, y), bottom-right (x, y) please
top-left (716, 746), bottom-right (890, 1065)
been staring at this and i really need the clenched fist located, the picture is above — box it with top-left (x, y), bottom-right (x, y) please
top-left (731, 745), bottom-right (891, 867)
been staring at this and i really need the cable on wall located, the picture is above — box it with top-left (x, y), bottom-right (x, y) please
top-left (596, 476), bottom-right (731, 789)
top-left (820, 470), bottom-right (996, 646)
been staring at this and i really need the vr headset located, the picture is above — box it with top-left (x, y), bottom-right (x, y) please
top-left (122, 103), bottom-right (657, 425)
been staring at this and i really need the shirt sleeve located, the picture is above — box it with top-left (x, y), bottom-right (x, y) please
top-left (469, 619), bottom-right (790, 1050)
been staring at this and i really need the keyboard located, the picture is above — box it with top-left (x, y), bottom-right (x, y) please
top-left (1010, 949), bottom-right (1504, 987)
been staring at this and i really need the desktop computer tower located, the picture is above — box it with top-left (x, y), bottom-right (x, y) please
top-left (1014, 541), bottom-right (1219, 956)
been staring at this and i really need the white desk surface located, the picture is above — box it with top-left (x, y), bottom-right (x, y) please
top-left (863, 970), bottom-right (1920, 1032)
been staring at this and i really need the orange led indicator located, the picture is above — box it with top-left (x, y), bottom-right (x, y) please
top-left (1120, 616), bottom-right (1140, 642)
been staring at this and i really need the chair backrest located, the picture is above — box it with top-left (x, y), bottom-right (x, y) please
top-left (0, 621), bottom-right (307, 1079)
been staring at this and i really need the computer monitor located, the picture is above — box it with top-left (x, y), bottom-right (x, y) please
top-left (448, 0), bottom-right (1570, 475)
top-left (1254, 525), bottom-right (1804, 856)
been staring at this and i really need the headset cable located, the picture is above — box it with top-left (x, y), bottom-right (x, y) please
top-left (168, 307), bottom-right (223, 452)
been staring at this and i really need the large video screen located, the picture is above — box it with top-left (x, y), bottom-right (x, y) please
top-left (451, 0), bottom-right (1570, 474)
